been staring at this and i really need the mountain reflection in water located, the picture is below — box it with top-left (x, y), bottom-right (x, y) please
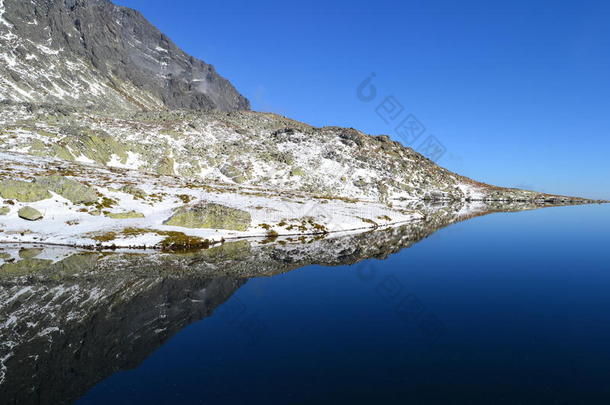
top-left (0, 200), bottom-right (596, 405)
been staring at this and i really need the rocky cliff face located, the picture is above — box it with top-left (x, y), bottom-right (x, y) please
top-left (0, 0), bottom-right (249, 111)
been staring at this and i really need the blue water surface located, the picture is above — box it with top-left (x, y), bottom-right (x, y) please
top-left (77, 204), bottom-right (610, 404)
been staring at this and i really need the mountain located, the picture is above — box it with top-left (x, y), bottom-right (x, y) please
top-left (0, 103), bottom-right (592, 203)
top-left (0, 108), bottom-right (597, 249)
top-left (0, 0), bottom-right (249, 111)
top-left (0, 1), bottom-right (602, 250)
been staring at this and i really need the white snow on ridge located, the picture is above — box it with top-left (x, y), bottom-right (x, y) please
top-left (106, 152), bottom-right (146, 170)
top-left (457, 183), bottom-right (485, 201)
top-left (74, 155), bottom-right (96, 165)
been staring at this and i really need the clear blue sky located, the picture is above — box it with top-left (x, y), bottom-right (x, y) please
top-left (116, 0), bottom-right (610, 200)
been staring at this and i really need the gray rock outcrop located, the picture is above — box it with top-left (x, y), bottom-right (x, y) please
top-left (18, 206), bottom-right (43, 220)
top-left (164, 202), bottom-right (252, 231)
top-left (0, 0), bottom-right (249, 111)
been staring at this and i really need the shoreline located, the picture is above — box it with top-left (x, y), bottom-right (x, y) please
top-left (1, 200), bottom-right (605, 254)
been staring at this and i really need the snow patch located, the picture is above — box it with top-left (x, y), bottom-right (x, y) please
top-left (35, 44), bottom-right (60, 55)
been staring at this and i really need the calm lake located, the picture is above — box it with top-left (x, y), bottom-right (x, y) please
top-left (1, 203), bottom-right (609, 404)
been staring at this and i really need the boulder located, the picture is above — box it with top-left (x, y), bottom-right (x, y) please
top-left (18, 206), bottom-right (43, 221)
top-left (34, 175), bottom-right (98, 204)
top-left (220, 164), bottom-right (247, 184)
top-left (164, 202), bottom-right (251, 231)
top-left (0, 180), bottom-right (51, 202)
top-left (106, 211), bottom-right (145, 219)
top-left (0, 206), bottom-right (9, 215)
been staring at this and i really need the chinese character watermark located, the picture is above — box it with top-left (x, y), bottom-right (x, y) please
top-left (356, 73), bottom-right (447, 162)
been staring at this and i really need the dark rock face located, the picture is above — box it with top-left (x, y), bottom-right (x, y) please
top-left (0, 271), bottom-right (245, 405)
top-left (0, 0), bottom-right (249, 111)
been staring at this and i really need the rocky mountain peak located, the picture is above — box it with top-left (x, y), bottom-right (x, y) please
top-left (0, 0), bottom-right (250, 111)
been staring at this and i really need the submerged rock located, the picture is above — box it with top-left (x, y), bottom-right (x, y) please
top-left (18, 206), bottom-right (43, 221)
top-left (0, 258), bottom-right (53, 275)
top-left (164, 202), bottom-right (252, 231)
top-left (0, 180), bottom-right (51, 202)
top-left (35, 175), bottom-right (98, 204)
top-left (198, 240), bottom-right (252, 261)
top-left (0, 206), bottom-right (9, 215)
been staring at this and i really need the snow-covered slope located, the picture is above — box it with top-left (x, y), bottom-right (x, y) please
top-left (0, 151), bottom-right (423, 248)
top-left (0, 103), bottom-right (591, 203)
top-left (0, 102), bottom-right (598, 249)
